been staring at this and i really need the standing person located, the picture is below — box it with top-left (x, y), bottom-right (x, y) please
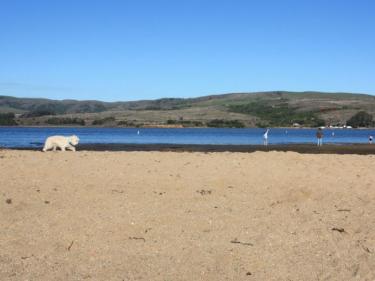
top-left (369, 135), bottom-right (373, 144)
top-left (316, 128), bottom-right (323, 146)
top-left (263, 128), bottom-right (269, 146)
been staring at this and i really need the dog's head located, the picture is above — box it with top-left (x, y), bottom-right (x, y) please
top-left (69, 135), bottom-right (80, 146)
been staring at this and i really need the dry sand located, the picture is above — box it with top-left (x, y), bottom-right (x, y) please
top-left (1, 150), bottom-right (374, 281)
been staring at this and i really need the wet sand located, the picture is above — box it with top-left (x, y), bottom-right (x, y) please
top-left (1, 150), bottom-right (375, 280)
top-left (9, 143), bottom-right (375, 154)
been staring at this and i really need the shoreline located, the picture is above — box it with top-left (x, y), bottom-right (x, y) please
top-left (5, 143), bottom-right (375, 154)
top-left (2, 125), bottom-right (374, 129)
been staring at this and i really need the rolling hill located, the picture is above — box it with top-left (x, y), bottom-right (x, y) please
top-left (1, 91), bottom-right (375, 127)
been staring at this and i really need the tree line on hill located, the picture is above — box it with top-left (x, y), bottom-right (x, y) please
top-left (346, 111), bottom-right (373, 128)
top-left (1, 111), bottom-right (374, 128)
top-left (0, 113), bottom-right (17, 126)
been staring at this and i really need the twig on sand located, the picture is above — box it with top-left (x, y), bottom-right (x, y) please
top-left (357, 240), bottom-right (371, 253)
top-left (230, 238), bottom-right (253, 246)
top-left (337, 209), bottom-right (351, 212)
top-left (353, 264), bottom-right (360, 277)
top-left (111, 189), bottom-right (124, 193)
top-left (332, 227), bottom-right (346, 233)
top-left (197, 190), bottom-right (212, 195)
top-left (21, 255), bottom-right (34, 260)
top-left (67, 241), bottom-right (74, 251)
top-left (361, 245), bottom-right (371, 253)
top-left (129, 236), bottom-right (146, 242)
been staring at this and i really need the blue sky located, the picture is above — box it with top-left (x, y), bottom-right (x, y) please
top-left (0, 0), bottom-right (374, 101)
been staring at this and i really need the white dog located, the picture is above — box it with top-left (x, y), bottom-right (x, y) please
top-left (42, 135), bottom-right (80, 152)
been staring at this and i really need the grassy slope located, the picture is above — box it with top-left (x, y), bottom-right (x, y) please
top-left (1, 91), bottom-right (375, 127)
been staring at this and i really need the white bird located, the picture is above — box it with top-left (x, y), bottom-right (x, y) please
top-left (263, 129), bottom-right (269, 146)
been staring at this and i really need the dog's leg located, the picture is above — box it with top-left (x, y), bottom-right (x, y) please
top-left (67, 144), bottom-right (76, 151)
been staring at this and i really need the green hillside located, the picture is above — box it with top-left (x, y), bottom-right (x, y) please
top-left (1, 91), bottom-right (375, 127)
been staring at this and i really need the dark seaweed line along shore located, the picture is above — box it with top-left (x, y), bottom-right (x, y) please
top-left (5, 143), bottom-right (375, 155)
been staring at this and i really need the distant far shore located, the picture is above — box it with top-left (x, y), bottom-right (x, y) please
top-left (1, 125), bottom-right (374, 129)
top-left (6, 143), bottom-right (375, 155)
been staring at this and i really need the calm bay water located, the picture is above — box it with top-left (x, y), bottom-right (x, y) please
top-left (1, 127), bottom-right (375, 148)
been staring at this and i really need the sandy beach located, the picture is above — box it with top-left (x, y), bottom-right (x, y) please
top-left (1, 150), bottom-right (375, 281)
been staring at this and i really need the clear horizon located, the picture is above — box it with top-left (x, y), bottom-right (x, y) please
top-left (1, 0), bottom-right (374, 101)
